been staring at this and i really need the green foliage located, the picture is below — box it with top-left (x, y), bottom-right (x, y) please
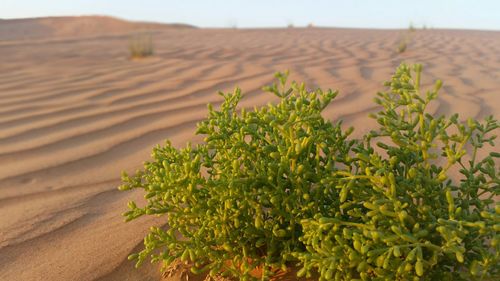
top-left (120, 71), bottom-right (356, 279)
top-left (120, 64), bottom-right (499, 280)
top-left (129, 33), bottom-right (153, 58)
top-left (296, 64), bottom-right (499, 281)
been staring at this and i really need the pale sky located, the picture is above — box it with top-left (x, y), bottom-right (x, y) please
top-left (1, 0), bottom-right (499, 30)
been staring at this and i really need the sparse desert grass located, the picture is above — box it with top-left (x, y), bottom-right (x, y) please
top-left (129, 33), bottom-right (153, 58)
top-left (397, 24), bottom-right (417, 53)
top-left (397, 37), bottom-right (408, 53)
top-left (120, 64), bottom-right (499, 280)
top-left (396, 22), bottom-right (421, 53)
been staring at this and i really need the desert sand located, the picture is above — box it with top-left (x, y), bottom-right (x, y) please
top-left (0, 16), bottom-right (499, 281)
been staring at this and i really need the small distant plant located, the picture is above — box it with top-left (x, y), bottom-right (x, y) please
top-left (129, 33), bottom-right (153, 58)
top-left (397, 24), bottom-right (415, 53)
top-left (396, 22), bottom-right (420, 53)
top-left (409, 22), bottom-right (416, 32)
top-left (120, 64), bottom-right (499, 280)
top-left (397, 37), bottom-right (408, 53)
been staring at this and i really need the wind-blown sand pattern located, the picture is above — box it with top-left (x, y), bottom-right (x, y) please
top-left (1, 16), bottom-right (499, 281)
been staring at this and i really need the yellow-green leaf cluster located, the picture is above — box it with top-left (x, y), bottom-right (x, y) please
top-left (296, 64), bottom-right (499, 281)
top-left (120, 64), bottom-right (499, 280)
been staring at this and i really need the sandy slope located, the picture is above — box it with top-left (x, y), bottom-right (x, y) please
top-left (0, 16), bottom-right (194, 41)
top-left (0, 18), bottom-right (499, 280)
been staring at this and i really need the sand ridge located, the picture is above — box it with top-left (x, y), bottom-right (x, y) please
top-left (0, 18), bottom-right (500, 280)
top-left (0, 16), bottom-right (195, 41)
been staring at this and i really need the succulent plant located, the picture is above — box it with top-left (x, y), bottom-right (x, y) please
top-left (296, 64), bottom-right (499, 281)
top-left (120, 64), bottom-right (499, 280)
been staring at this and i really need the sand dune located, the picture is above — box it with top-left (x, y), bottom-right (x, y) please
top-left (0, 16), bottom-right (194, 41)
top-left (0, 17), bottom-right (499, 280)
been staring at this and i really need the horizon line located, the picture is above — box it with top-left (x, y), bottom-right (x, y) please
top-left (2, 14), bottom-right (500, 32)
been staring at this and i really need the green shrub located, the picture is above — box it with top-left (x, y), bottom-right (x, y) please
top-left (120, 71), bottom-right (356, 279)
top-left (120, 64), bottom-right (499, 280)
top-left (129, 33), bottom-right (153, 58)
top-left (296, 64), bottom-right (499, 280)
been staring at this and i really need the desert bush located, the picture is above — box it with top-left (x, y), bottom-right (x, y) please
top-left (129, 33), bottom-right (153, 58)
top-left (120, 71), bottom-right (356, 279)
top-left (296, 64), bottom-right (499, 280)
top-left (120, 64), bottom-right (499, 280)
